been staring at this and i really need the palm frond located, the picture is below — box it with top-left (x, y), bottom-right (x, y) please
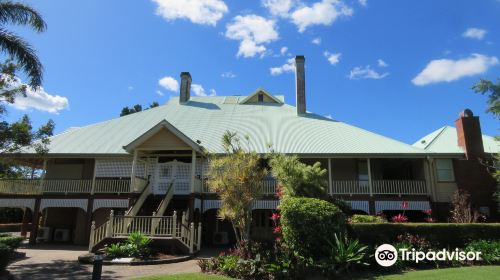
top-left (0, 28), bottom-right (43, 87)
top-left (0, 1), bottom-right (46, 32)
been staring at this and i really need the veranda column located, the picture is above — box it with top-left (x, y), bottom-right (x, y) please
top-left (367, 158), bottom-right (373, 197)
top-left (328, 158), bottom-right (332, 195)
top-left (130, 150), bottom-right (138, 192)
top-left (90, 159), bottom-right (97, 194)
top-left (190, 150), bottom-right (196, 193)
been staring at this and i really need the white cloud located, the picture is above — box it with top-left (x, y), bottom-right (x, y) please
top-left (156, 90), bottom-right (165, 96)
top-left (6, 76), bottom-right (69, 114)
top-left (191, 84), bottom-right (216, 96)
top-left (358, 0), bottom-right (367, 7)
top-left (462, 28), bottom-right (487, 40)
top-left (225, 15), bottom-right (279, 57)
top-left (158, 76), bottom-right (179, 92)
top-left (153, 0), bottom-right (228, 26)
top-left (349, 65), bottom-right (389, 80)
top-left (128, 86), bottom-right (134, 91)
top-left (412, 54), bottom-right (498, 86)
top-left (262, 0), bottom-right (294, 17)
top-left (324, 51), bottom-right (341, 65)
top-left (290, 0), bottom-right (353, 33)
top-left (311, 37), bottom-right (321, 45)
top-left (221, 71), bottom-right (236, 78)
top-left (280, 46), bottom-right (288, 55)
top-left (270, 58), bottom-right (295, 75)
top-left (377, 59), bottom-right (388, 67)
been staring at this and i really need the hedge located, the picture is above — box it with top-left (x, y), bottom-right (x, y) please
top-left (351, 223), bottom-right (500, 248)
top-left (280, 197), bottom-right (346, 260)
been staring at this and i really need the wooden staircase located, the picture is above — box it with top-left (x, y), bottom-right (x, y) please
top-left (88, 183), bottom-right (201, 254)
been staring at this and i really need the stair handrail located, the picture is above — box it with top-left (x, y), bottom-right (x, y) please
top-left (151, 182), bottom-right (175, 234)
top-left (125, 179), bottom-right (151, 216)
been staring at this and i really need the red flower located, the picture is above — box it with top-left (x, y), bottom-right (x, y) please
top-left (273, 226), bottom-right (281, 234)
top-left (271, 213), bottom-right (280, 221)
top-left (275, 237), bottom-right (282, 242)
top-left (218, 251), bottom-right (225, 257)
top-left (391, 214), bottom-right (408, 223)
top-left (400, 201), bottom-right (409, 209)
top-left (423, 209), bottom-right (432, 216)
top-left (425, 217), bottom-right (435, 223)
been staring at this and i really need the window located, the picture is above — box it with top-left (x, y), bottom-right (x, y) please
top-left (436, 159), bottom-right (455, 182)
top-left (357, 160), bottom-right (369, 188)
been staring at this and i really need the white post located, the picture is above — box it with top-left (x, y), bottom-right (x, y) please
top-left (130, 150), bottom-right (139, 192)
top-left (197, 223), bottom-right (202, 251)
top-left (106, 210), bottom-right (114, 238)
top-left (328, 158), bottom-right (332, 195)
top-left (91, 159), bottom-right (97, 194)
top-left (190, 150), bottom-right (196, 193)
top-left (40, 159), bottom-right (47, 191)
top-left (367, 158), bottom-right (373, 197)
top-left (189, 222), bottom-right (195, 254)
top-left (172, 211), bottom-right (177, 237)
top-left (89, 221), bottom-right (95, 252)
top-left (151, 211), bottom-right (156, 235)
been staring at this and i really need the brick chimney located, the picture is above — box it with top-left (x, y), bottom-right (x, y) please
top-left (455, 109), bottom-right (484, 160)
top-left (180, 72), bottom-right (191, 103)
top-left (295, 55), bottom-right (306, 115)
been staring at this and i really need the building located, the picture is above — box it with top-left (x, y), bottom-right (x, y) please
top-left (0, 56), bottom-right (498, 252)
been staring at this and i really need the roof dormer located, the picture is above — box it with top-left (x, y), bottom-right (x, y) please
top-left (239, 88), bottom-right (284, 105)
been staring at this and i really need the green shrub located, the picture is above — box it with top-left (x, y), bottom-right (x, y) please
top-left (465, 239), bottom-right (500, 265)
top-left (104, 232), bottom-right (153, 259)
top-left (280, 197), bottom-right (346, 260)
top-left (0, 235), bottom-right (24, 249)
top-left (320, 234), bottom-right (370, 277)
top-left (0, 243), bottom-right (14, 272)
top-left (352, 223), bottom-right (500, 248)
top-left (350, 214), bottom-right (386, 224)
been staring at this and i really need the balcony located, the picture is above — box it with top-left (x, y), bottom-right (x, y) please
top-left (197, 177), bottom-right (278, 195)
top-left (0, 177), bottom-right (148, 196)
top-left (331, 180), bottom-right (427, 196)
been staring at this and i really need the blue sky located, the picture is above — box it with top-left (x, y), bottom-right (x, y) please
top-left (5, 0), bottom-right (500, 144)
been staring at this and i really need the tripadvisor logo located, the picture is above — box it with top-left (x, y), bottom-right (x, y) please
top-left (375, 244), bottom-right (482, 267)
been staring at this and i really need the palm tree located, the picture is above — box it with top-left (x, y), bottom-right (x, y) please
top-left (0, 0), bottom-right (46, 87)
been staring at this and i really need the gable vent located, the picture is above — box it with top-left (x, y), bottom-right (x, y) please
top-left (223, 96), bottom-right (239, 104)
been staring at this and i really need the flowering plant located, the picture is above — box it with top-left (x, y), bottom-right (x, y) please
top-left (391, 213), bottom-right (408, 223)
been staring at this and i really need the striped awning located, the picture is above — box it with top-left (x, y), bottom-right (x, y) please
top-left (375, 200), bottom-right (430, 213)
top-left (93, 199), bottom-right (129, 211)
top-left (40, 199), bottom-right (88, 211)
top-left (0, 198), bottom-right (36, 211)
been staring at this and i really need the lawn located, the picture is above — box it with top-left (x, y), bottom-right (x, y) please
top-left (133, 266), bottom-right (500, 280)
top-left (370, 266), bottom-right (500, 280)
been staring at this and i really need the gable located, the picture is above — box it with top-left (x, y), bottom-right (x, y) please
top-left (240, 89), bottom-right (283, 104)
top-left (138, 128), bottom-right (190, 150)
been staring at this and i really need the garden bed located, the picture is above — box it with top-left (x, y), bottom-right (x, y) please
top-left (78, 252), bottom-right (193, 266)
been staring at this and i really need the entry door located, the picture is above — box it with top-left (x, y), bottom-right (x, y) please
top-left (155, 160), bottom-right (191, 194)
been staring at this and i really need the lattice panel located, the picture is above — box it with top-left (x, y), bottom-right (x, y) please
top-left (195, 158), bottom-right (209, 177)
top-left (174, 181), bottom-right (190, 194)
top-left (95, 159), bottom-right (145, 178)
top-left (175, 163), bottom-right (190, 179)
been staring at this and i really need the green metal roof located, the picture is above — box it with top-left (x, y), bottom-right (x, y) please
top-left (413, 125), bottom-right (500, 154)
top-left (24, 94), bottom-right (429, 156)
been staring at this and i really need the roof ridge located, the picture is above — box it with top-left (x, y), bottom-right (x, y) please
top-left (423, 126), bottom-right (448, 150)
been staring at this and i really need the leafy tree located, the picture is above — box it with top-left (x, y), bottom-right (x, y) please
top-left (268, 153), bottom-right (328, 199)
top-left (207, 131), bottom-right (267, 243)
top-left (0, 0), bottom-right (47, 87)
top-left (472, 78), bottom-right (500, 204)
top-left (473, 78), bottom-right (500, 118)
top-left (120, 102), bottom-right (159, 117)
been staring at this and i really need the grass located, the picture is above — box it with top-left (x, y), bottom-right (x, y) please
top-left (370, 266), bottom-right (500, 280)
top-left (132, 273), bottom-right (233, 280)
top-left (133, 266), bottom-right (500, 280)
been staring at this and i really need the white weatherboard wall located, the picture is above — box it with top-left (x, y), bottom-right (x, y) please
top-left (40, 199), bottom-right (88, 212)
top-left (0, 198), bottom-right (36, 211)
top-left (346, 201), bottom-right (370, 214)
top-left (375, 201), bottom-right (430, 213)
top-left (203, 200), bottom-right (280, 213)
top-left (93, 199), bottom-right (129, 211)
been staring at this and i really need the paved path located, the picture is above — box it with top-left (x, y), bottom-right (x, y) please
top-left (7, 244), bottom-right (202, 280)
